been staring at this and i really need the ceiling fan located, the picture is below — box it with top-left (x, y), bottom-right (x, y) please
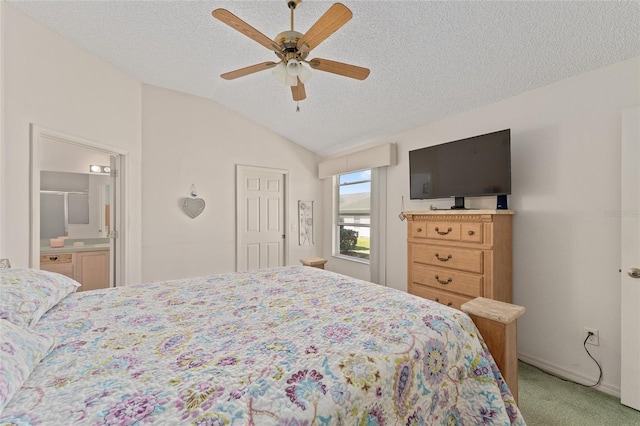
top-left (212, 0), bottom-right (370, 102)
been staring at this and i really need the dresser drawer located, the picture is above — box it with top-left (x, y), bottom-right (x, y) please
top-left (40, 253), bottom-right (74, 279)
top-left (461, 223), bottom-right (483, 243)
top-left (410, 285), bottom-right (472, 310)
top-left (410, 222), bottom-right (427, 239)
top-left (425, 222), bottom-right (461, 240)
top-left (412, 244), bottom-right (483, 274)
top-left (40, 253), bottom-right (72, 264)
top-left (412, 264), bottom-right (482, 297)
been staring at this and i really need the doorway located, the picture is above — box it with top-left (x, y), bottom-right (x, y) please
top-left (30, 125), bottom-right (126, 288)
top-left (236, 165), bottom-right (288, 271)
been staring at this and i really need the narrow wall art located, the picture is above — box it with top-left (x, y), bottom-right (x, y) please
top-left (298, 200), bottom-right (314, 245)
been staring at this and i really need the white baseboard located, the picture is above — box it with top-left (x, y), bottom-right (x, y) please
top-left (518, 352), bottom-right (620, 398)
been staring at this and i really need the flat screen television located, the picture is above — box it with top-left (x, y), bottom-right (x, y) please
top-left (409, 129), bottom-right (511, 209)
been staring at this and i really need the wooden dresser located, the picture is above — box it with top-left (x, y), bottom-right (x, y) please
top-left (407, 210), bottom-right (514, 309)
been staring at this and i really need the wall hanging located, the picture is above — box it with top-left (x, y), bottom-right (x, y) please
top-left (398, 195), bottom-right (407, 221)
top-left (182, 184), bottom-right (206, 218)
top-left (298, 200), bottom-right (314, 245)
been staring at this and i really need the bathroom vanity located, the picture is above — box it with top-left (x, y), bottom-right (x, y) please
top-left (40, 240), bottom-right (110, 291)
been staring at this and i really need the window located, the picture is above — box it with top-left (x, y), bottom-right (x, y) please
top-left (336, 170), bottom-right (371, 261)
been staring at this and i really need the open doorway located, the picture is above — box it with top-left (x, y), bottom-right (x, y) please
top-left (30, 125), bottom-right (126, 289)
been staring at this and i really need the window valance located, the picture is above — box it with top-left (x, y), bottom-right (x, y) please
top-left (318, 143), bottom-right (397, 179)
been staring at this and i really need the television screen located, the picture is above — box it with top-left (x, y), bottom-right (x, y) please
top-left (409, 129), bottom-right (511, 202)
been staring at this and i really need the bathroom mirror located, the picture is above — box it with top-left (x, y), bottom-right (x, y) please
top-left (40, 171), bottom-right (109, 239)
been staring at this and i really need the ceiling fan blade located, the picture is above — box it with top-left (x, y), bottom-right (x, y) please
top-left (221, 61), bottom-right (278, 80)
top-left (308, 58), bottom-right (370, 80)
top-left (212, 9), bottom-right (281, 53)
top-left (291, 79), bottom-right (307, 101)
top-left (297, 3), bottom-right (352, 53)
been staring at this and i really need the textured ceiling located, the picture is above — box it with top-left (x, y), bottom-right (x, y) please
top-left (7, 1), bottom-right (640, 155)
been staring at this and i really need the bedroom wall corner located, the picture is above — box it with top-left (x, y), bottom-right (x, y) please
top-left (140, 84), bottom-right (323, 282)
top-left (1, 4), bottom-right (143, 284)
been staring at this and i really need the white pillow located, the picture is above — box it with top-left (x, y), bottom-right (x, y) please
top-left (0, 318), bottom-right (56, 410)
top-left (0, 268), bottom-right (81, 328)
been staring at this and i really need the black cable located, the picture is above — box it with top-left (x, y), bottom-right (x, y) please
top-left (520, 333), bottom-right (603, 388)
top-left (581, 332), bottom-right (603, 388)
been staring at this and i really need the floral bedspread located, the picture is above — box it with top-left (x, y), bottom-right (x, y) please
top-left (1, 266), bottom-right (525, 425)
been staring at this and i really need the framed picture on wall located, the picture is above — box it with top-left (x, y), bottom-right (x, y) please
top-left (298, 200), bottom-right (314, 245)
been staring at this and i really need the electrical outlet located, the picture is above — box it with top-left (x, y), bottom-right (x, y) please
top-left (584, 327), bottom-right (599, 346)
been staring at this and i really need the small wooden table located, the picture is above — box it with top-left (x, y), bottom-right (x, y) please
top-left (299, 257), bottom-right (328, 269)
top-left (462, 297), bottom-right (526, 403)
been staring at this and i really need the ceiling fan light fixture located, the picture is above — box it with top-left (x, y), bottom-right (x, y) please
top-left (298, 62), bottom-right (312, 83)
top-left (286, 59), bottom-right (301, 76)
top-left (273, 60), bottom-right (307, 86)
top-left (272, 62), bottom-right (288, 82)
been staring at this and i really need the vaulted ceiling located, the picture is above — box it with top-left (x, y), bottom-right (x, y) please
top-left (8, 1), bottom-right (640, 155)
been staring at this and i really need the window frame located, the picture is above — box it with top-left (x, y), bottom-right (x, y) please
top-left (334, 170), bottom-right (371, 264)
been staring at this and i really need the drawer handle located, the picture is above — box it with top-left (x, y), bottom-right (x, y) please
top-left (468, 230), bottom-right (475, 236)
top-left (435, 275), bottom-right (452, 285)
top-left (416, 228), bottom-right (423, 233)
top-left (49, 256), bottom-right (58, 261)
top-left (434, 298), bottom-right (453, 307)
top-left (434, 253), bottom-right (452, 262)
top-left (435, 227), bottom-right (452, 235)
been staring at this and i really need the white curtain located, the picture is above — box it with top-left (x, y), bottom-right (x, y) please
top-left (369, 167), bottom-right (387, 286)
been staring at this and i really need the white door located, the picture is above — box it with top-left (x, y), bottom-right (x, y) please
top-left (621, 107), bottom-right (640, 410)
top-left (236, 165), bottom-right (287, 271)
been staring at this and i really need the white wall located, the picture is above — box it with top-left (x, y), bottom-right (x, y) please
top-left (1, 4), bottom-right (143, 283)
top-left (140, 84), bottom-right (323, 282)
top-left (323, 57), bottom-right (640, 396)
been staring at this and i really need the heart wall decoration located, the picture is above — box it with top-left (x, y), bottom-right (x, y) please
top-left (182, 184), bottom-right (205, 218)
top-left (183, 197), bottom-right (205, 218)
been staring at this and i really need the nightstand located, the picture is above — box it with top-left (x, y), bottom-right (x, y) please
top-left (299, 257), bottom-right (328, 269)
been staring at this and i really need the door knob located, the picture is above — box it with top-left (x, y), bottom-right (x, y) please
top-left (629, 268), bottom-right (640, 279)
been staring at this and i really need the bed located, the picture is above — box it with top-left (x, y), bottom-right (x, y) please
top-left (1, 266), bottom-right (525, 425)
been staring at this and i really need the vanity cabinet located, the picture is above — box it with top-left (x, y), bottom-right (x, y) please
top-left (40, 250), bottom-right (109, 291)
top-left (407, 210), bottom-right (514, 309)
top-left (40, 253), bottom-right (74, 279)
top-left (75, 251), bottom-right (110, 292)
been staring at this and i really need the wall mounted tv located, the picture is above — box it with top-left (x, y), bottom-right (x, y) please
top-left (409, 129), bottom-right (511, 209)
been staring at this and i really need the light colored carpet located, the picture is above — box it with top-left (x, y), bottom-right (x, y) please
top-left (518, 361), bottom-right (640, 425)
